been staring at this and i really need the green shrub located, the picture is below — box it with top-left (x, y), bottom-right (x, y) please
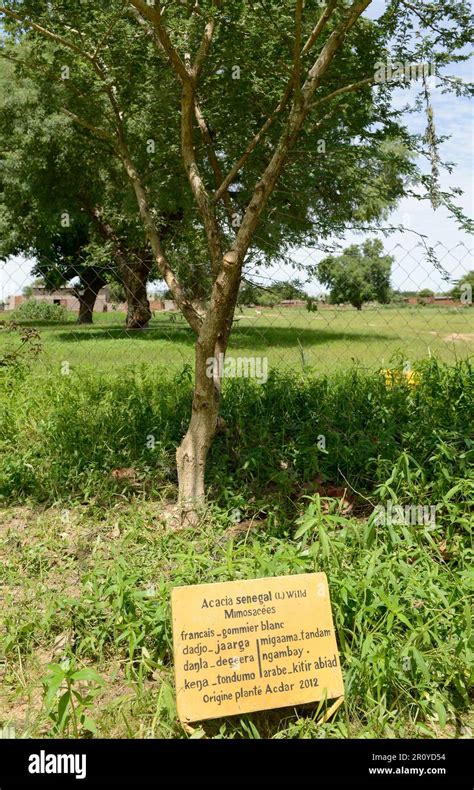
top-left (12, 299), bottom-right (71, 322)
top-left (1, 358), bottom-right (472, 738)
top-left (2, 493), bottom-right (470, 737)
top-left (0, 324), bottom-right (42, 371)
top-left (0, 358), bottom-right (472, 510)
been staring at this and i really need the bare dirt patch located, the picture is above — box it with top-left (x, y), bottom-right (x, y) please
top-left (443, 333), bottom-right (474, 342)
top-left (0, 506), bottom-right (37, 538)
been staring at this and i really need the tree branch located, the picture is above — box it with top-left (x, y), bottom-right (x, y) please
top-left (182, 81), bottom-right (223, 274)
top-left (116, 137), bottom-right (205, 332)
top-left (192, 4), bottom-right (219, 78)
top-left (293, 0), bottom-right (304, 100)
top-left (213, 13), bottom-right (305, 203)
top-left (214, 0), bottom-right (372, 226)
top-left (302, 0), bottom-right (372, 107)
top-left (129, 0), bottom-right (224, 264)
top-left (302, 0), bottom-right (338, 56)
top-left (309, 75), bottom-right (375, 110)
top-left (128, 5), bottom-right (166, 54)
top-left (213, 112), bottom-right (278, 204)
top-left (233, 0), bottom-right (373, 260)
top-left (397, 0), bottom-right (446, 36)
top-left (92, 8), bottom-right (126, 61)
top-left (194, 100), bottom-right (235, 225)
top-left (175, 0), bottom-right (204, 17)
top-left (61, 109), bottom-right (115, 141)
top-left (0, 7), bottom-right (95, 62)
top-left (127, 0), bottom-right (191, 83)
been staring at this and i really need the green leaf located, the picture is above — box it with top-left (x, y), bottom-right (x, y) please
top-left (81, 714), bottom-right (97, 735)
top-left (433, 699), bottom-right (447, 729)
top-left (56, 690), bottom-right (71, 731)
top-left (412, 648), bottom-right (430, 682)
top-left (71, 668), bottom-right (104, 685)
top-left (294, 516), bottom-right (315, 540)
top-left (464, 602), bottom-right (472, 639)
top-left (318, 523), bottom-right (331, 560)
top-left (43, 673), bottom-right (65, 711)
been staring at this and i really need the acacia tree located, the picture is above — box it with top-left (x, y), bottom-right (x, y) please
top-left (318, 239), bottom-right (393, 309)
top-left (0, 56), bottom-right (163, 327)
top-left (0, 0), bottom-right (471, 521)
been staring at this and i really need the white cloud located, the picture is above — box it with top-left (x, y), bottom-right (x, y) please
top-left (0, 256), bottom-right (34, 302)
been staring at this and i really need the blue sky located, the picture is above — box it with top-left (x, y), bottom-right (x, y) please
top-left (0, 1), bottom-right (472, 301)
top-left (290, 72), bottom-right (473, 296)
top-left (294, 0), bottom-right (473, 295)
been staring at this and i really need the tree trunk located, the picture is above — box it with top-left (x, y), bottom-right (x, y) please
top-left (78, 289), bottom-right (96, 324)
top-left (122, 262), bottom-right (152, 329)
top-left (77, 273), bottom-right (105, 324)
top-left (176, 265), bottom-right (239, 525)
top-left (176, 336), bottom-right (225, 525)
top-left (176, 397), bottom-right (219, 524)
top-left (83, 206), bottom-right (152, 330)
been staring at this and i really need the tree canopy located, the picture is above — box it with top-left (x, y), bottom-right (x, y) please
top-left (0, 0), bottom-right (472, 517)
top-left (0, 54), bottom-right (168, 325)
top-left (317, 238), bottom-right (394, 309)
top-left (0, 2), bottom-right (422, 292)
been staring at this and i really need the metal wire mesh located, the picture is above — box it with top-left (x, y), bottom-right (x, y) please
top-left (1, 240), bottom-right (472, 377)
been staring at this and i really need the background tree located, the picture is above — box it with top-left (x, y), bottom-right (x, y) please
top-left (22, 278), bottom-right (45, 298)
top-left (317, 239), bottom-right (393, 309)
top-left (238, 279), bottom-right (308, 307)
top-left (0, 54), bottom-right (178, 327)
top-left (0, 0), bottom-right (472, 521)
top-left (450, 271), bottom-right (474, 304)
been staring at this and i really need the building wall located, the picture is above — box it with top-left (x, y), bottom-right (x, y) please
top-left (7, 287), bottom-right (110, 312)
top-left (280, 300), bottom-right (307, 308)
top-left (7, 295), bottom-right (26, 310)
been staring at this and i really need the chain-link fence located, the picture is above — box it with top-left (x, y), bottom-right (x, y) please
top-left (1, 240), bottom-right (472, 377)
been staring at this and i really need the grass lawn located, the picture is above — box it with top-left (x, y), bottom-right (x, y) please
top-left (1, 496), bottom-right (472, 740)
top-left (0, 309), bottom-right (472, 740)
top-left (2, 305), bottom-right (473, 372)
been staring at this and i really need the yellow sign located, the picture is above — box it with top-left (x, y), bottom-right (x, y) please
top-left (172, 572), bottom-right (344, 723)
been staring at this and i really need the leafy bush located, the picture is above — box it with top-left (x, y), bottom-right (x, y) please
top-left (0, 324), bottom-right (42, 371)
top-left (12, 299), bottom-right (71, 322)
top-left (1, 358), bottom-right (472, 739)
top-left (1, 492), bottom-right (471, 738)
top-left (0, 358), bottom-right (472, 510)
top-left (42, 660), bottom-right (105, 737)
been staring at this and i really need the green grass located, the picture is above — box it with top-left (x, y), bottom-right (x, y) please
top-left (0, 493), bottom-right (472, 739)
top-left (2, 304), bottom-right (473, 373)
top-left (1, 357), bottom-right (473, 508)
top-left (0, 356), bottom-right (472, 739)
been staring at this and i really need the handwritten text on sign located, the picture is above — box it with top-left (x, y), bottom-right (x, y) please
top-left (172, 572), bottom-right (344, 722)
